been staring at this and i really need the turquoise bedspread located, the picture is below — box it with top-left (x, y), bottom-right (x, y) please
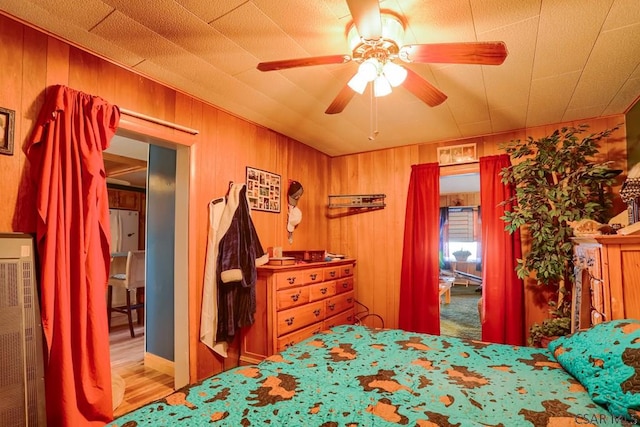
top-left (110, 325), bottom-right (626, 426)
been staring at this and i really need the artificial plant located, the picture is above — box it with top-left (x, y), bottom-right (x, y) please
top-left (500, 124), bottom-right (620, 345)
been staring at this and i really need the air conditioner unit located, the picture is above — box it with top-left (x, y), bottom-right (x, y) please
top-left (0, 233), bottom-right (46, 426)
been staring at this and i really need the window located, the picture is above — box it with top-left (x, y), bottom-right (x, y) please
top-left (443, 206), bottom-right (480, 261)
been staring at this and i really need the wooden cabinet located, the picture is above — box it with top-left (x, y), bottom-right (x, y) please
top-left (108, 187), bottom-right (142, 210)
top-left (595, 235), bottom-right (640, 320)
top-left (241, 259), bottom-right (356, 363)
top-left (573, 235), bottom-right (640, 329)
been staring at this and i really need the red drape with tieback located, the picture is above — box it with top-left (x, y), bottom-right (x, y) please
top-left (26, 85), bottom-right (120, 426)
top-left (399, 163), bottom-right (441, 334)
top-left (479, 154), bottom-right (524, 345)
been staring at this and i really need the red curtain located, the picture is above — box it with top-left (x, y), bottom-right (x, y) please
top-left (399, 163), bottom-right (440, 334)
top-left (479, 154), bottom-right (524, 345)
top-left (26, 85), bottom-right (120, 425)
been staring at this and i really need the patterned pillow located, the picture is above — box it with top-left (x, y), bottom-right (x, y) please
top-left (548, 319), bottom-right (640, 422)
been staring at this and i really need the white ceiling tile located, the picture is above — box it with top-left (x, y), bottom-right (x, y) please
top-left (603, 77), bottom-right (640, 115)
top-left (602, 0), bottom-right (640, 31)
top-left (489, 105), bottom-right (528, 133)
top-left (532, 0), bottom-right (613, 79)
top-left (568, 22), bottom-right (640, 110)
top-left (563, 105), bottom-right (608, 121)
top-left (37, 0), bottom-right (113, 30)
top-left (526, 71), bottom-right (581, 126)
top-left (104, 0), bottom-right (257, 75)
top-left (471, 0), bottom-right (542, 35)
top-left (401, 0), bottom-right (476, 44)
top-left (173, 0), bottom-right (245, 23)
top-left (459, 121), bottom-right (493, 137)
top-left (253, 0), bottom-right (348, 55)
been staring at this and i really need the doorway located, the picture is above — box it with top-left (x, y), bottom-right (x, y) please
top-left (439, 173), bottom-right (482, 340)
top-left (104, 131), bottom-right (189, 416)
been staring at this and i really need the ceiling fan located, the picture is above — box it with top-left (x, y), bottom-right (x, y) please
top-left (256, 0), bottom-right (508, 114)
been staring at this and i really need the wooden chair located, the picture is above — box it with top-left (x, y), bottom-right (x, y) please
top-left (108, 250), bottom-right (145, 338)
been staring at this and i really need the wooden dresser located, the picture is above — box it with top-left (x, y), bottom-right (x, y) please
top-left (241, 259), bottom-right (356, 363)
top-left (572, 235), bottom-right (640, 329)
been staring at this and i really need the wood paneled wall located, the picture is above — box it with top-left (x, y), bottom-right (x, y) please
top-left (0, 14), bottom-right (330, 382)
top-left (328, 116), bottom-right (628, 334)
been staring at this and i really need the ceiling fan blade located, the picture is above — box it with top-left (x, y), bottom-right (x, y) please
top-left (399, 42), bottom-right (508, 65)
top-left (403, 68), bottom-right (447, 107)
top-left (325, 84), bottom-right (357, 114)
top-left (346, 0), bottom-right (382, 41)
top-left (257, 54), bottom-right (351, 71)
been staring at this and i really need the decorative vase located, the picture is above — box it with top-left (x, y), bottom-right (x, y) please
top-left (454, 255), bottom-right (469, 262)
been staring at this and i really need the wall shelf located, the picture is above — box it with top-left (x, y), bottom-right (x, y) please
top-left (328, 194), bottom-right (386, 209)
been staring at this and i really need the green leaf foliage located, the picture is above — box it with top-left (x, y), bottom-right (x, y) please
top-left (500, 124), bottom-right (620, 342)
top-left (500, 124), bottom-right (618, 288)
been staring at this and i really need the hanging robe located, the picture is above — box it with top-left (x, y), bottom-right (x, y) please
top-left (200, 197), bottom-right (226, 356)
top-left (216, 184), bottom-right (268, 345)
top-left (26, 85), bottom-right (120, 426)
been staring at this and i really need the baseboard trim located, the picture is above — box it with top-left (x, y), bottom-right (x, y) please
top-left (144, 352), bottom-right (175, 377)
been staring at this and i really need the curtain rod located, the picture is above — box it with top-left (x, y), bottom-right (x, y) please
top-left (119, 108), bottom-right (199, 135)
top-left (439, 160), bottom-right (479, 167)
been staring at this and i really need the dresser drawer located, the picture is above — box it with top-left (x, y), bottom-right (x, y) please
top-left (340, 264), bottom-right (354, 277)
top-left (308, 281), bottom-right (336, 302)
top-left (324, 309), bottom-right (355, 330)
top-left (277, 322), bottom-right (324, 353)
top-left (276, 286), bottom-right (310, 310)
top-left (277, 300), bottom-right (325, 335)
top-left (325, 291), bottom-right (355, 317)
top-left (275, 271), bottom-right (305, 290)
top-left (335, 277), bottom-right (354, 294)
top-left (302, 269), bottom-right (323, 284)
top-left (324, 266), bottom-right (340, 281)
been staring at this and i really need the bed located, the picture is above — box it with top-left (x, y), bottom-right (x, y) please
top-left (109, 321), bottom-right (640, 426)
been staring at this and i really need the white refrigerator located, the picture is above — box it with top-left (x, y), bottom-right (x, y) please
top-left (109, 209), bottom-right (139, 253)
top-left (108, 209), bottom-right (140, 313)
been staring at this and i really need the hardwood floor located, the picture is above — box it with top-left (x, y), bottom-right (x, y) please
top-left (109, 322), bottom-right (175, 418)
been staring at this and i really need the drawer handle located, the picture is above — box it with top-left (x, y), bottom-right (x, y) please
top-left (310, 273), bottom-right (317, 280)
top-left (291, 293), bottom-right (300, 302)
top-left (285, 317), bottom-right (295, 326)
top-left (287, 277), bottom-right (296, 284)
top-left (342, 282), bottom-right (349, 288)
top-left (320, 287), bottom-right (327, 294)
top-left (328, 303), bottom-right (335, 311)
top-left (344, 268), bottom-right (350, 274)
top-left (329, 271), bottom-right (336, 278)
top-left (285, 341), bottom-right (295, 349)
top-left (347, 297), bottom-right (353, 303)
top-left (312, 328), bottom-right (321, 335)
top-left (313, 309), bottom-right (321, 317)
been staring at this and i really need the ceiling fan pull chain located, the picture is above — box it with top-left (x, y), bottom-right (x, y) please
top-left (369, 88), bottom-right (379, 141)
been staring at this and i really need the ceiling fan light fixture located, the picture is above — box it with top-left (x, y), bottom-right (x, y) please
top-left (380, 14), bottom-right (404, 46)
top-left (358, 58), bottom-right (380, 82)
top-left (347, 72), bottom-right (368, 94)
top-left (373, 75), bottom-right (392, 97)
top-left (347, 12), bottom-right (405, 56)
top-left (382, 61), bottom-right (407, 87)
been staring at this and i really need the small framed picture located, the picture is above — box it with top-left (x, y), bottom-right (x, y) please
top-left (246, 166), bottom-right (281, 213)
top-left (437, 143), bottom-right (476, 165)
top-left (0, 107), bottom-right (15, 156)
